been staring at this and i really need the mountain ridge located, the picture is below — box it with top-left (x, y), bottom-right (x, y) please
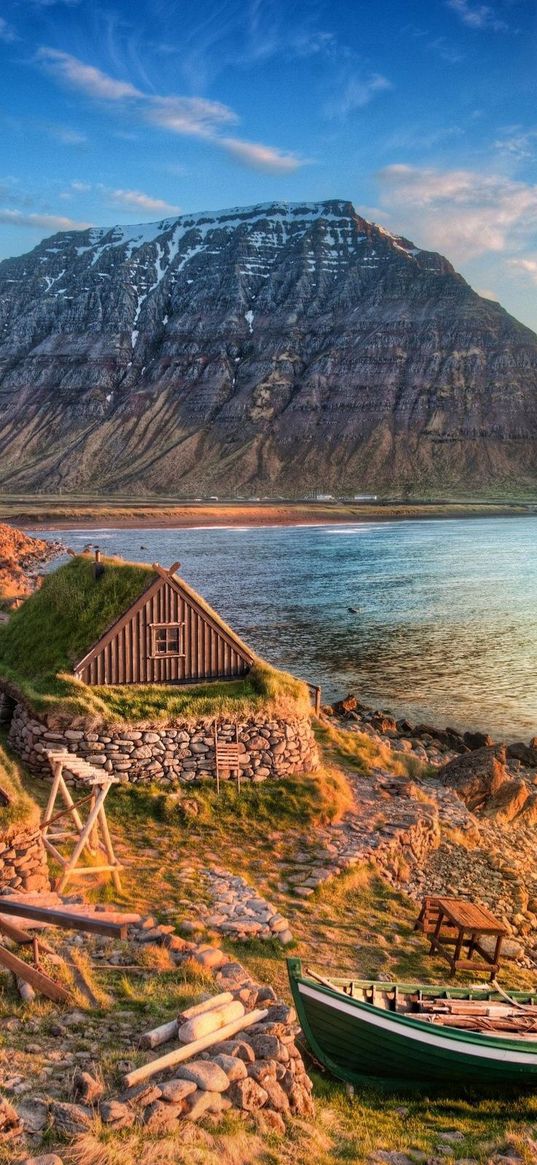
top-left (0, 197), bottom-right (536, 494)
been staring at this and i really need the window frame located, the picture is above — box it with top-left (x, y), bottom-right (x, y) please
top-left (149, 622), bottom-right (185, 659)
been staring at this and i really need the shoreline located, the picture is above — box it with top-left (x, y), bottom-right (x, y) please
top-left (1, 500), bottom-right (536, 530)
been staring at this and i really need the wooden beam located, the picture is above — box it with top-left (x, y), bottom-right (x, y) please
top-left (124, 1008), bottom-right (268, 1089)
top-left (0, 900), bottom-right (132, 939)
top-left (0, 942), bottom-right (71, 1003)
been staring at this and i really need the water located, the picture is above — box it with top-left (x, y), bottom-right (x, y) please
top-left (34, 518), bottom-right (537, 740)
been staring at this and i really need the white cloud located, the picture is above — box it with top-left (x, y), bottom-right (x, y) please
top-left (508, 257), bottom-right (537, 284)
top-left (0, 17), bottom-right (17, 42)
top-left (446, 0), bottom-right (507, 31)
top-left (0, 209), bottom-right (91, 230)
top-left (477, 287), bottom-right (500, 300)
top-left (38, 48), bottom-right (141, 101)
top-left (220, 138), bottom-right (304, 172)
top-left (145, 96), bottom-right (238, 139)
top-left (375, 164), bottom-right (537, 259)
top-left (37, 46), bottom-right (306, 173)
top-left (70, 180), bottom-right (91, 192)
top-left (326, 72), bottom-right (392, 118)
top-left (47, 124), bottom-right (87, 146)
top-left (108, 188), bottom-right (181, 213)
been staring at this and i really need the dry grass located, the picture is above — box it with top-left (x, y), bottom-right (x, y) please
top-left (0, 733), bottom-right (40, 834)
top-left (314, 720), bottom-right (429, 780)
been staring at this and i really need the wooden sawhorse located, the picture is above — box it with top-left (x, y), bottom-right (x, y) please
top-left (42, 750), bottom-right (122, 894)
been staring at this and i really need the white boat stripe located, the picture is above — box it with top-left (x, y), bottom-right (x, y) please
top-left (298, 983), bottom-right (537, 1066)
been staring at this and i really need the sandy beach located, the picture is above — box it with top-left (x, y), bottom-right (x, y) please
top-left (1, 498), bottom-right (535, 530)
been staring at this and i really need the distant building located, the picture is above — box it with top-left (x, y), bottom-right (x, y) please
top-left (353, 494), bottom-right (378, 501)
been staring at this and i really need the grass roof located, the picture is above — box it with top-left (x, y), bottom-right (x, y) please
top-left (0, 555), bottom-right (310, 724)
top-left (0, 735), bottom-right (40, 836)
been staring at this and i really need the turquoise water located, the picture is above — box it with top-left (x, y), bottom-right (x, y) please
top-left (36, 518), bottom-right (537, 740)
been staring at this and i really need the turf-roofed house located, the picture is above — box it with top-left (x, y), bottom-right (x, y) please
top-left (0, 553), bottom-right (319, 788)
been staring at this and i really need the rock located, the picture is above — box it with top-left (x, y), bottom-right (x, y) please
top-left (73, 1069), bottom-right (104, 1104)
top-left (99, 1100), bottom-right (135, 1129)
top-left (463, 731), bottom-right (495, 750)
top-left (143, 1100), bottom-right (183, 1131)
top-left (371, 714), bottom-right (397, 734)
top-left (507, 742), bottom-right (537, 767)
top-left (157, 1078), bottom-right (197, 1104)
top-left (185, 1089), bottom-right (225, 1121)
top-left (50, 1101), bottom-right (92, 1136)
top-left (176, 1060), bottom-right (230, 1092)
top-left (260, 1077), bottom-right (290, 1112)
top-left (248, 1033), bottom-right (280, 1060)
top-left (228, 1077), bottom-right (269, 1111)
top-left (516, 792), bottom-right (537, 825)
top-left (193, 947), bottom-right (228, 970)
top-left (254, 1108), bottom-right (286, 1135)
top-left (333, 695), bottom-right (358, 715)
top-left (16, 1098), bottom-right (48, 1135)
top-left (484, 778), bottom-right (529, 822)
top-left (212, 1054), bottom-right (248, 1081)
top-left (122, 1082), bottom-right (162, 1107)
top-left (211, 1039), bottom-right (255, 1062)
top-left (0, 1095), bottom-right (23, 1139)
top-left (438, 746), bottom-right (507, 811)
top-left (21, 1156), bottom-right (65, 1165)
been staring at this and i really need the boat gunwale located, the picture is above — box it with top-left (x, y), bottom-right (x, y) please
top-left (287, 959), bottom-right (537, 1056)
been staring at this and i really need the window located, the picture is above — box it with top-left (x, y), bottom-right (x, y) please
top-left (150, 623), bottom-right (184, 658)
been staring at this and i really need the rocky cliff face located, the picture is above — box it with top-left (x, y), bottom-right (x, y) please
top-left (1, 198), bottom-right (536, 494)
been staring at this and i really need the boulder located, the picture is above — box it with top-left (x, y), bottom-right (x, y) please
top-left (438, 746), bottom-right (507, 812)
top-left (370, 713), bottom-right (397, 735)
top-left (228, 1077), bottom-right (269, 1111)
top-left (185, 1089), bottom-right (228, 1121)
top-left (175, 1060), bottom-right (230, 1092)
top-left (516, 792), bottom-right (537, 825)
top-left (483, 778), bottom-right (530, 822)
top-left (73, 1069), bottom-right (104, 1105)
top-left (142, 1100), bottom-right (182, 1131)
top-left (159, 1079), bottom-right (198, 1103)
top-left (212, 1054), bottom-right (248, 1082)
top-left (21, 1157), bottom-right (64, 1165)
top-left (49, 1102), bottom-right (92, 1136)
top-left (463, 731), bottom-right (494, 750)
top-left (99, 1101), bottom-right (135, 1129)
top-left (507, 742), bottom-right (537, 767)
top-left (333, 695), bottom-right (358, 715)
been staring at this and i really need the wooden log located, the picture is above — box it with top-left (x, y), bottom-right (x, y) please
top-left (139, 1019), bottom-right (178, 1050)
top-left (138, 994), bottom-right (236, 1050)
top-left (177, 1000), bottom-right (245, 1043)
top-left (123, 1007), bottom-right (269, 1089)
top-left (177, 991), bottom-right (233, 1024)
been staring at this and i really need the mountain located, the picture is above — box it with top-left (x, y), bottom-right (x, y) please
top-left (0, 197), bottom-right (536, 495)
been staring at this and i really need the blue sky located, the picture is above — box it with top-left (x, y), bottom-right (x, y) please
top-left (1, 0), bottom-right (536, 329)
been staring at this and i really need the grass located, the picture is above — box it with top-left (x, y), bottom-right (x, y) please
top-left (0, 555), bottom-right (310, 723)
top-left (0, 732), bottom-right (40, 834)
top-left (4, 733), bottom-right (537, 1165)
top-left (314, 720), bottom-right (431, 781)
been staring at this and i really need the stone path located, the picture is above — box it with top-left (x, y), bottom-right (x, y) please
top-left (197, 869), bottom-right (293, 944)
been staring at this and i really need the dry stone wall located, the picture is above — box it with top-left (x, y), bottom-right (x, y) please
top-left (7, 701), bottom-right (318, 787)
top-left (0, 826), bottom-right (49, 894)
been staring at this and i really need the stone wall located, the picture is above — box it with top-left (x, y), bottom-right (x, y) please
top-left (0, 826), bottom-right (50, 894)
top-left (7, 701), bottom-right (319, 787)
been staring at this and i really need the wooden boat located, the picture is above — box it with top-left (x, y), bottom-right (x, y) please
top-left (287, 958), bottom-right (537, 1088)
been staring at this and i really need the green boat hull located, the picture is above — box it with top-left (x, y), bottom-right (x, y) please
top-left (287, 959), bottom-right (537, 1089)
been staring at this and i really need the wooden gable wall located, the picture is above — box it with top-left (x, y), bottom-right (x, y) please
top-left (74, 576), bottom-right (253, 686)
